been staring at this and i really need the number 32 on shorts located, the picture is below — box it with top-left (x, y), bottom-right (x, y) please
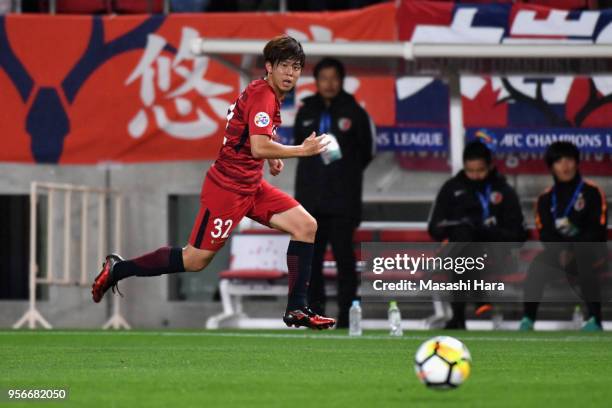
top-left (211, 218), bottom-right (233, 239)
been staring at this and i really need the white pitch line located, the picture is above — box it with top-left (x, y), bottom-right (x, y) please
top-left (0, 331), bottom-right (611, 343)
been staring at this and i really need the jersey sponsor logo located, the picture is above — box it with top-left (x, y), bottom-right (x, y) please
top-left (338, 117), bottom-right (352, 131)
top-left (574, 194), bottom-right (585, 212)
top-left (490, 191), bottom-right (503, 205)
top-left (254, 112), bottom-right (271, 127)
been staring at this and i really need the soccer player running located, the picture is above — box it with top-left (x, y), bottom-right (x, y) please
top-left (91, 35), bottom-right (336, 329)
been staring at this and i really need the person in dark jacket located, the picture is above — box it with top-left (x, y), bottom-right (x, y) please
top-left (520, 141), bottom-right (608, 331)
top-left (294, 57), bottom-right (375, 327)
top-left (428, 141), bottom-right (527, 329)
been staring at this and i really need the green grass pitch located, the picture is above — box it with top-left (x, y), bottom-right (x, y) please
top-left (1, 330), bottom-right (611, 407)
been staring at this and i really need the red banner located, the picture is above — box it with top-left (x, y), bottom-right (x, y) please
top-left (0, 3), bottom-right (396, 164)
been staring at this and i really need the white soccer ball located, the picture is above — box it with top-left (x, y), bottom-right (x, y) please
top-left (414, 336), bottom-right (472, 389)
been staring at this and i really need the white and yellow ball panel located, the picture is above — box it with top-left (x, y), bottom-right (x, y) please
top-left (414, 338), bottom-right (438, 364)
top-left (450, 359), bottom-right (471, 386)
top-left (416, 355), bottom-right (450, 384)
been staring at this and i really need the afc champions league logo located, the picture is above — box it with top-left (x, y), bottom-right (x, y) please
top-left (254, 112), bottom-right (270, 128)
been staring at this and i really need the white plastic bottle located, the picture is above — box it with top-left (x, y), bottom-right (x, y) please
top-left (572, 304), bottom-right (583, 330)
top-left (349, 300), bottom-right (362, 336)
top-left (388, 300), bottom-right (403, 337)
top-left (492, 306), bottom-right (504, 330)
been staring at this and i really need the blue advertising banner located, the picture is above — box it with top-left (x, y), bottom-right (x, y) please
top-left (375, 127), bottom-right (449, 152)
top-left (277, 127), bottom-right (449, 153)
top-left (466, 128), bottom-right (612, 154)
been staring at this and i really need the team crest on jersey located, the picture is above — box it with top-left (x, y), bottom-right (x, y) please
top-left (338, 117), bottom-right (352, 131)
top-left (254, 112), bottom-right (271, 127)
top-left (574, 194), bottom-right (585, 212)
top-left (490, 191), bottom-right (503, 205)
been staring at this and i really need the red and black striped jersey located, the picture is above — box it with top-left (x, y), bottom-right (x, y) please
top-left (207, 78), bottom-right (281, 194)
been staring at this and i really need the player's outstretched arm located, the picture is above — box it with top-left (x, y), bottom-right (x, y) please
top-left (250, 132), bottom-right (329, 159)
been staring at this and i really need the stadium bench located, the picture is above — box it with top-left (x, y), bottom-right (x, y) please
top-left (206, 233), bottom-right (291, 329)
top-left (205, 224), bottom-right (444, 329)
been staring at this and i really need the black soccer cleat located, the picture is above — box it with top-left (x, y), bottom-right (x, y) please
top-left (283, 307), bottom-right (336, 330)
top-left (91, 254), bottom-right (124, 303)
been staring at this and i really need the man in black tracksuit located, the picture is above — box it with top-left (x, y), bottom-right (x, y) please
top-left (520, 141), bottom-right (608, 331)
top-left (428, 141), bottom-right (527, 329)
top-left (294, 58), bottom-right (374, 328)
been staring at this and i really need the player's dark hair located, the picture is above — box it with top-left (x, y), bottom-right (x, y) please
top-left (313, 57), bottom-right (345, 82)
top-left (263, 35), bottom-right (305, 69)
top-left (545, 141), bottom-right (580, 168)
top-left (463, 141), bottom-right (492, 165)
